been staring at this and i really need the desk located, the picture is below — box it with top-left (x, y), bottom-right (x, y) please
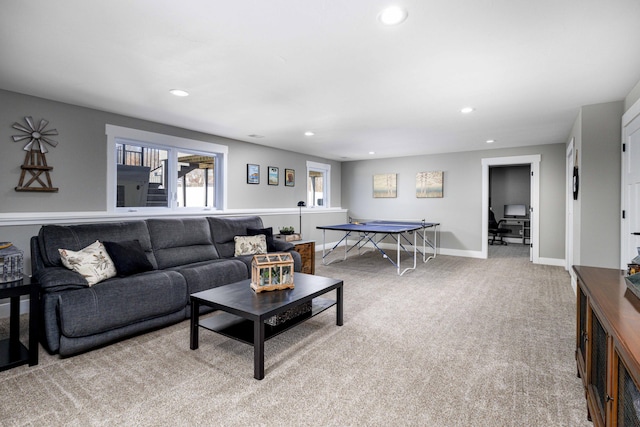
top-left (500, 218), bottom-right (530, 244)
top-left (317, 220), bottom-right (439, 276)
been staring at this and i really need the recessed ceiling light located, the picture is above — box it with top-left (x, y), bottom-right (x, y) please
top-left (169, 89), bottom-right (189, 97)
top-left (304, 131), bottom-right (315, 136)
top-left (378, 6), bottom-right (408, 25)
top-left (486, 139), bottom-right (495, 143)
top-left (460, 107), bottom-right (474, 114)
top-left (369, 151), bottom-right (376, 155)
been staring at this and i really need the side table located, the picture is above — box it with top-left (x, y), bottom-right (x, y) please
top-left (0, 276), bottom-right (39, 371)
top-left (292, 240), bottom-right (315, 275)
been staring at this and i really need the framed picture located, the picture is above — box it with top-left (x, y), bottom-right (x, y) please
top-left (285, 169), bottom-right (295, 187)
top-left (373, 173), bottom-right (397, 198)
top-left (247, 164), bottom-right (260, 184)
top-left (268, 166), bottom-right (279, 185)
top-left (416, 171), bottom-right (443, 198)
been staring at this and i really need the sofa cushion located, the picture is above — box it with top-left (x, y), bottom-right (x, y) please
top-left (177, 258), bottom-right (248, 296)
top-left (59, 240), bottom-right (117, 286)
top-left (103, 240), bottom-right (154, 277)
top-left (234, 235), bottom-right (267, 256)
top-left (247, 227), bottom-right (276, 251)
top-left (208, 216), bottom-right (265, 258)
top-left (147, 218), bottom-right (219, 269)
top-left (38, 221), bottom-right (156, 269)
top-left (57, 271), bottom-right (187, 338)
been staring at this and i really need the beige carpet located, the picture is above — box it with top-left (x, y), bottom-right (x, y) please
top-left (0, 245), bottom-right (590, 426)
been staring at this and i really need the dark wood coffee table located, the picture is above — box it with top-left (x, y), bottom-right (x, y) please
top-left (190, 273), bottom-right (343, 380)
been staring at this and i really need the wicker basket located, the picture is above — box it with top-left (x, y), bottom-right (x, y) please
top-left (251, 252), bottom-right (294, 292)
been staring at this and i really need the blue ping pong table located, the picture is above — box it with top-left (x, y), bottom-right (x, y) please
top-left (316, 220), bottom-right (440, 276)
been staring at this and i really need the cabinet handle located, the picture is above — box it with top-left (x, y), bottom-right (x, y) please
top-left (606, 394), bottom-right (614, 402)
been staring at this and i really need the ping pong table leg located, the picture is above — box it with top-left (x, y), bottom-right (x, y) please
top-left (422, 225), bottom-right (439, 263)
top-left (399, 230), bottom-right (418, 276)
top-left (322, 229), bottom-right (327, 264)
top-left (396, 233), bottom-right (400, 275)
top-left (344, 231), bottom-right (348, 261)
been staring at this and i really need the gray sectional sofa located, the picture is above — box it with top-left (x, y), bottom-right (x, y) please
top-left (30, 216), bottom-right (302, 357)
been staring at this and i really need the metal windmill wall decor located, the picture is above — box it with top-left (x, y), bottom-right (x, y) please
top-left (11, 116), bottom-right (59, 192)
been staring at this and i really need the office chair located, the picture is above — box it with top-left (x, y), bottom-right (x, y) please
top-left (489, 208), bottom-right (512, 245)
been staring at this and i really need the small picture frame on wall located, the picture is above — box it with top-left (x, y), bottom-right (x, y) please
top-left (247, 164), bottom-right (260, 184)
top-left (268, 166), bottom-right (279, 185)
top-left (285, 169), bottom-right (295, 187)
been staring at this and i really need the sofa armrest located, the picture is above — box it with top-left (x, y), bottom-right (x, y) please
top-left (271, 239), bottom-right (294, 252)
top-left (33, 267), bottom-right (88, 293)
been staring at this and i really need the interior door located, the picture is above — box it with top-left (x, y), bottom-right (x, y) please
top-left (622, 114), bottom-right (640, 265)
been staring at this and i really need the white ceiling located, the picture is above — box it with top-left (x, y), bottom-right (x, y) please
top-left (1, 0), bottom-right (639, 161)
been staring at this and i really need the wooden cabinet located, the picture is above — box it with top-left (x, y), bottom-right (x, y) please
top-left (574, 266), bottom-right (640, 426)
top-left (293, 240), bottom-right (315, 275)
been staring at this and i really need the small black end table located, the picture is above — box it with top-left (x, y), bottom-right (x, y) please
top-left (0, 276), bottom-right (39, 371)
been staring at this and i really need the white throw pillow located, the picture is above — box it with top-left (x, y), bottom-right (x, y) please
top-left (59, 240), bottom-right (117, 286)
top-left (234, 235), bottom-right (267, 256)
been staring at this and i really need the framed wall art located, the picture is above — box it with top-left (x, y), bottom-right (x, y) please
top-left (373, 173), bottom-right (397, 198)
top-left (416, 171), bottom-right (443, 198)
top-left (285, 168), bottom-right (295, 187)
top-left (268, 166), bottom-right (279, 185)
top-left (247, 164), bottom-right (260, 184)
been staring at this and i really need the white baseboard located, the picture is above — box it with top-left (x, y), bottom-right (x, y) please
top-left (317, 241), bottom-right (482, 259)
top-left (317, 241), bottom-right (564, 266)
top-left (438, 248), bottom-right (484, 258)
top-left (538, 257), bottom-right (566, 267)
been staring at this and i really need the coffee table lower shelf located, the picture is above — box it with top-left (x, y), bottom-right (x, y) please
top-left (199, 298), bottom-right (335, 345)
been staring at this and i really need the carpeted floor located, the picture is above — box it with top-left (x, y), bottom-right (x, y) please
top-left (0, 245), bottom-right (590, 426)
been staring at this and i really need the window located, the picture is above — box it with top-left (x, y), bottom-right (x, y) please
top-left (176, 152), bottom-right (216, 208)
top-left (306, 161), bottom-right (331, 208)
top-left (106, 125), bottom-right (227, 212)
top-left (116, 143), bottom-right (169, 208)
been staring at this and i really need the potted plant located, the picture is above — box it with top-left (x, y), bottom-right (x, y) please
top-left (279, 226), bottom-right (295, 235)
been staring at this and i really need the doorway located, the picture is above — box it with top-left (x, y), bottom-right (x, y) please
top-left (489, 165), bottom-right (531, 250)
top-left (621, 101), bottom-right (640, 268)
top-left (481, 155), bottom-right (541, 263)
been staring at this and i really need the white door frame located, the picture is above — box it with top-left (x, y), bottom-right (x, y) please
top-left (621, 98), bottom-right (640, 268)
top-left (566, 139), bottom-right (575, 271)
top-left (481, 155), bottom-right (541, 263)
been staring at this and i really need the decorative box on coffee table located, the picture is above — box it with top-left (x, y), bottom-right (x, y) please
top-left (251, 252), bottom-right (294, 293)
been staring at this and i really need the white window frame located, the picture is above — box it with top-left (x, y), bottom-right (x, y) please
top-left (106, 124), bottom-right (228, 213)
top-left (306, 160), bottom-right (331, 208)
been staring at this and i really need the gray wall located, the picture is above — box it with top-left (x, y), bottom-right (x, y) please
top-left (567, 101), bottom-right (623, 268)
top-left (0, 89), bottom-right (341, 213)
top-left (341, 143), bottom-right (567, 260)
top-left (0, 89), bottom-right (345, 274)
